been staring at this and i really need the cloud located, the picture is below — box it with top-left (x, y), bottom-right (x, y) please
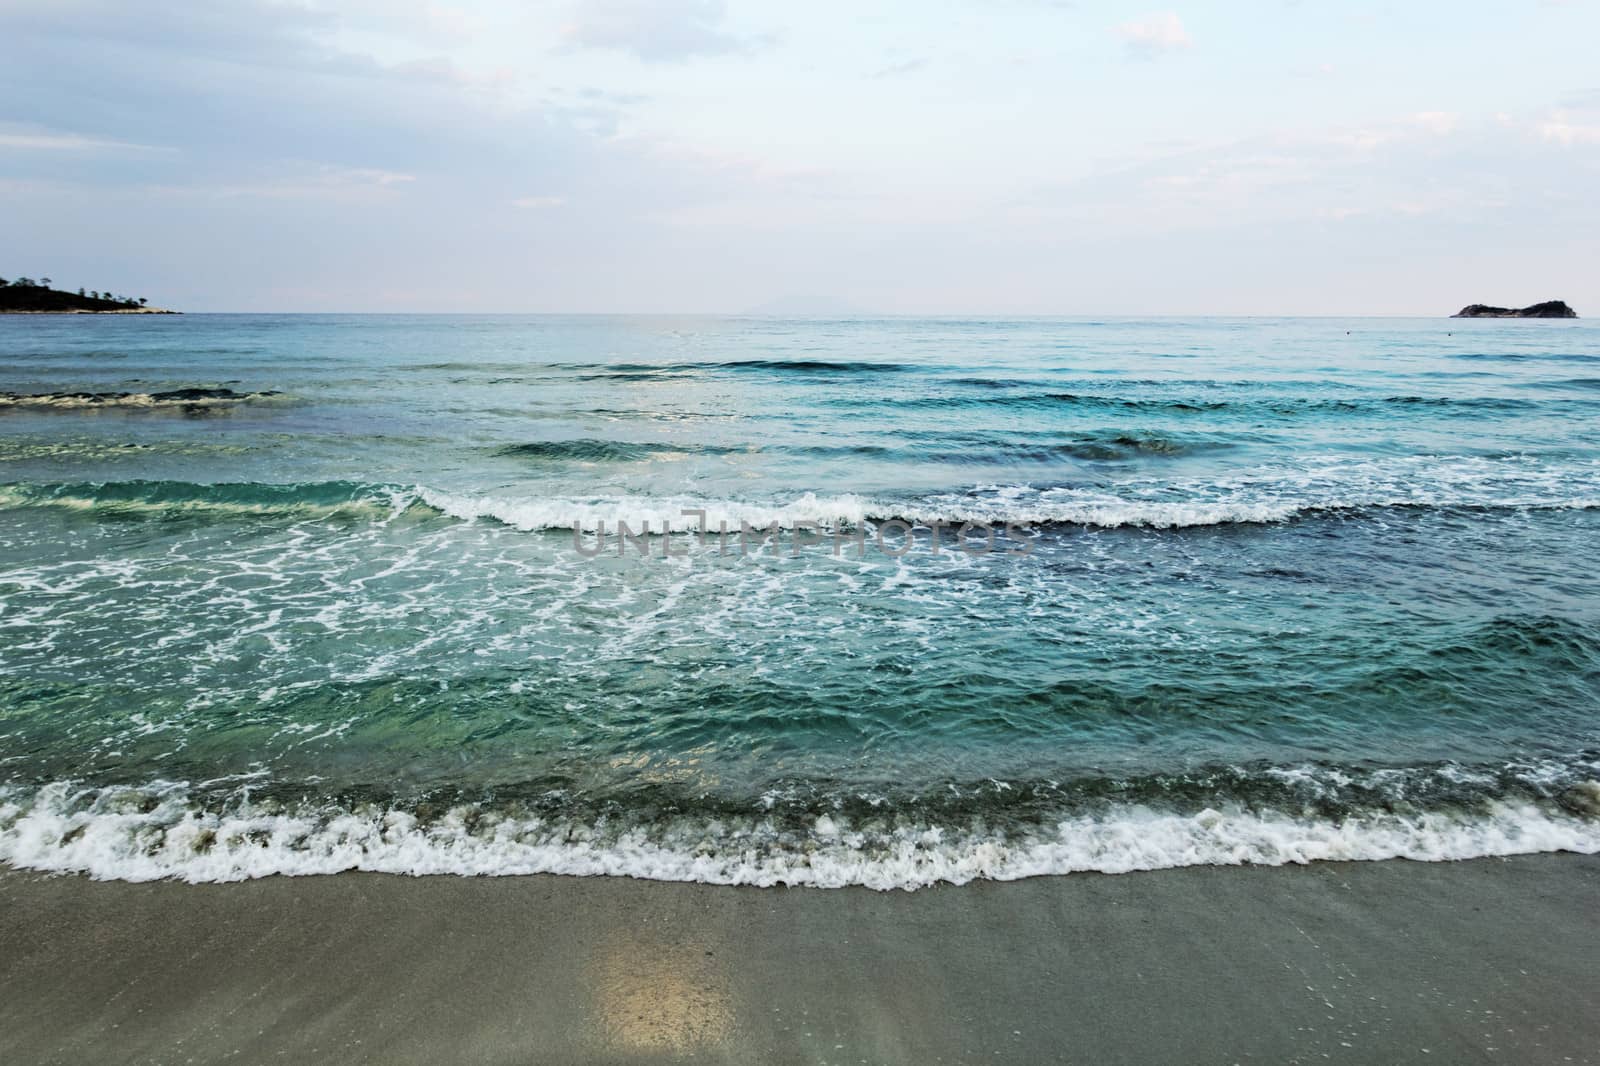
top-left (1114, 11), bottom-right (1191, 56)
top-left (0, 0), bottom-right (781, 310)
top-left (870, 58), bottom-right (929, 79)
top-left (3, 0), bottom-right (1597, 315)
top-left (1537, 112), bottom-right (1600, 145)
top-left (150, 166), bottom-right (418, 202)
top-left (1013, 107), bottom-right (1599, 240)
top-left (0, 1), bottom-right (611, 190)
top-left (1409, 111), bottom-right (1460, 136)
top-left (0, 126), bottom-right (164, 152)
top-left (560, 0), bottom-right (757, 63)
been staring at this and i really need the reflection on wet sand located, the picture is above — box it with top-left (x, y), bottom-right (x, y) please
top-left (586, 929), bottom-right (734, 1054)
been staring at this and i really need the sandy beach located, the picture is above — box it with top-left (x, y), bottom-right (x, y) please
top-left (2, 854), bottom-right (1596, 1065)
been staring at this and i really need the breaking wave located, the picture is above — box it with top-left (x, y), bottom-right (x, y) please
top-left (4, 459), bottom-right (1600, 533)
top-left (0, 479), bottom-right (408, 520)
top-left (0, 387), bottom-right (285, 411)
top-left (3, 761), bottom-right (1597, 888)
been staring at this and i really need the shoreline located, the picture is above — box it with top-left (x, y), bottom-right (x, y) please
top-left (3, 854), bottom-right (1596, 1064)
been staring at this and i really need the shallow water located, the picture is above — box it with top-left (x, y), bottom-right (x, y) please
top-left (1, 314), bottom-right (1597, 887)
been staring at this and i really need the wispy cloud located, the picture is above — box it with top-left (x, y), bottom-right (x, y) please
top-left (1114, 11), bottom-right (1191, 57)
top-left (154, 166), bottom-right (417, 201)
top-left (510, 195), bottom-right (566, 209)
top-left (1014, 107), bottom-right (1592, 238)
top-left (560, 0), bottom-right (759, 63)
top-left (870, 58), bottom-right (928, 80)
top-left (0, 126), bottom-right (164, 152)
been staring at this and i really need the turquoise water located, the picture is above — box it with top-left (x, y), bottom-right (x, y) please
top-left (1, 314), bottom-right (1597, 886)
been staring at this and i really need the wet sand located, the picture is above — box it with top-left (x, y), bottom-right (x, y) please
top-left (2, 854), bottom-right (1597, 1065)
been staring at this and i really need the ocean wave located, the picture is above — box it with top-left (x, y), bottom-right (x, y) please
top-left (830, 392), bottom-right (1554, 416)
top-left (0, 387), bottom-right (285, 411)
top-left (0, 479), bottom-right (408, 520)
top-left (5, 454), bottom-right (1599, 532)
top-left (712, 358), bottom-right (914, 374)
top-left (861, 429), bottom-right (1242, 463)
top-left (416, 484), bottom-right (1305, 532)
top-left (560, 359), bottom-right (917, 381)
top-left (3, 763), bottom-right (1596, 888)
top-left (490, 432), bottom-right (1233, 465)
top-left (1453, 351), bottom-right (1599, 364)
top-left (494, 439), bottom-right (748, 462)
top-left (424, 492), bottom-right (1600, 536)
top-left (416, 486), bottom-right (877, 531)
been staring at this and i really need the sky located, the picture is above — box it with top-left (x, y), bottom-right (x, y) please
top-left (2, 0), bottom-right (1597, 314)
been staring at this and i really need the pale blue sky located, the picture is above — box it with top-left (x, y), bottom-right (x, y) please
top-left (2, 1), bottom-right (1597, 313)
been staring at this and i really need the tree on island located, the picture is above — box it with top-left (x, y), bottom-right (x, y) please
top-left (1, 276), bottom-right (173, 312)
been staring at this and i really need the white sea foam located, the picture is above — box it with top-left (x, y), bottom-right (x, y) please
top-left (0, 390), bottom-right (283, 410)
top-left (0, 485), bottom-right (408, 521)
top-left (4, 452), bottom-right (1596, 532)
top-left (3, 782), bottom-right (1596, 890)
top-left (897, 495), bottom-right (1304, 529)
top-left (414, 483), bottom-right (1599, 535)
top-left (416, 487), bottom-right (878, 533)
top-left (403, 454), bottom-right (1600, 533)
top-left (414, 484), bottom-right (1320, 534)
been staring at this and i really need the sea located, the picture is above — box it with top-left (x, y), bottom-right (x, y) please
top-left (1, 314), bottom-right (1597, 888)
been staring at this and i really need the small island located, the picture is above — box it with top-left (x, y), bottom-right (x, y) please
top-left (0, 276), bottom-right (178, 314)
top-left (1452, 300), bottom-right (1577, 319)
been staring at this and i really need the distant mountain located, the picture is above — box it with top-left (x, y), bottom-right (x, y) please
top-left (1452, 300), bottom-right (1577, 319)
top-left (0, 278), bottom-right (176, 314)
